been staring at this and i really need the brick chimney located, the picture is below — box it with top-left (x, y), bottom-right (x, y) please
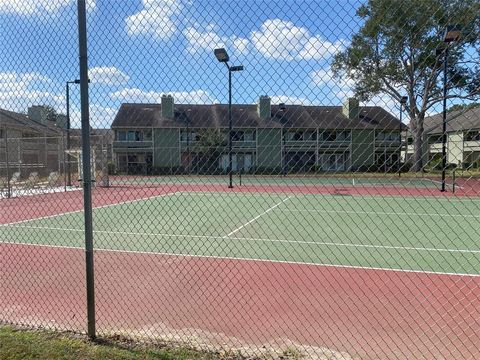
top-left (342, 98), bottom-right (359, 119)
top-left (257, 96), bottom-right (271, 119)
top-left (161, 94), bottom-right (174, 119)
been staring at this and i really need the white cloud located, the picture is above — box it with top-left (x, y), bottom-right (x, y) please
top-left (110, 88), bottom-right (217, 104)
top-left (183, 25), bottom-right (249, 55)
top-left (69, 104), bottom-right (117, 129)
top-left (89, 67), bottom-right (130, 86)
top-left (310, 66), bottom-right (404, 115)
top-left (0, 0), bottom-right (95, 15)
top-left (299, 36), bottom-right (345, 60)
top-left (0, 72), bottom-right (64, 113)
top-left (251, 19), bottom-right (343, 61)
top-left (126, 0), bottom-right (181, 39)
top-left (310, 66), bottom-right (355, 101)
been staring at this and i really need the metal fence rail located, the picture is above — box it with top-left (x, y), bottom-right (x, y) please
top-left (1, 0), bottom-right (480, 359)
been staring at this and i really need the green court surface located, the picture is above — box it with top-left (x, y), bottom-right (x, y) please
top-left (2, 192), bottom-right (479, 275)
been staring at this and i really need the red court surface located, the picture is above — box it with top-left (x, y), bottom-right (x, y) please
top-left (1, 243), bottom-right (479, 359)
top-left (1, 183), bottom-right (480, 359)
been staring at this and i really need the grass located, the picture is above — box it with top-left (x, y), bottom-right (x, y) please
top-left (0, 325), bottom-right (223, 360)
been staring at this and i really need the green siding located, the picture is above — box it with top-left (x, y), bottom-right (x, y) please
top-left (256, 128), bottom-right (282, 170)
top-left (153, 128), bottom-right (180, 167)
top-left (351, 129), bottom-right (375, 169)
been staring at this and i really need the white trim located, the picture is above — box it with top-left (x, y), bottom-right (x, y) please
top-left (4, 225), bottom-right (480, 256)
top-left (0, 191), bottom-right (178, 227)
top-left (1, 241), bottom-right (479, 278)
top-left (224, 196), bottom-right (291, 237)
top-left (284, 207), bottom-right (478, 219)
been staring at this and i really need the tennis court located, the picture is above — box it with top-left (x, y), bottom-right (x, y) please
top-left (1, 188), bottom-right (480, 359)
top-left (2, 190), bottom-right (480, 274)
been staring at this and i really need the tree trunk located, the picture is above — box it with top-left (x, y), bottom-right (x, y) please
top-left (412, 114), bottom-right (426, 172)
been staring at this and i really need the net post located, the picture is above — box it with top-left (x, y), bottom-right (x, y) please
top-left (452, 168), bottom-right (456, 194)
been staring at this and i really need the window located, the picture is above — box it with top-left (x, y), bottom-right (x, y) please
top-left (0, 129), bottom-right (3, 138)
top-left (232, 131), bottom-right (244, 141)
top-left (375, 152), bottom-right (398, 166)
top-left (117, 130), bottom-right (148, 141)
top-left (304, 131), bottom-right (316, 141)
top-left (244, 130), bottom-right (255, 142)
top-left (428, 135), bottom-right (443, 144)
top-left (127, 131), bottom-right (141, 141)
top-left (465, 131), bottom-right (480, 141)
top-left (143, 129), bottom-right (152, 141)
top-left (22, 132), bottom-right (37, 138)
top-left (117, 131), bottom-right (127, 141)
top-left (285, 131), bottom-right (315, 141)
top-left (181, 131), bottom-right (199, 142)
top-left (377, 132), bottom-right (400, 141)
top-left (321, 153), bottom-right (347, 171)
top-left (322, 131), bottom-right (335, 142)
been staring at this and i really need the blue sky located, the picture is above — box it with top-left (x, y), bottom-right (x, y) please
top-left (0, 0), bottom-right (457, 128)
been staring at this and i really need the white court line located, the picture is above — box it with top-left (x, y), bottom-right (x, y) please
top-left (224, 196), bottom-right (292, 237)
top-left (4, 224), bottom-right (480, 255)
top-left (1, 240), bottom-right (479, 278)
top-left (283, 208), bottom-right (480, 219)
top-left (0, 191), bottom-right (178, 227)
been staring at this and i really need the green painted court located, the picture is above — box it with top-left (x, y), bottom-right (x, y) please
top-left (2, 191), bottom-right (480, 275)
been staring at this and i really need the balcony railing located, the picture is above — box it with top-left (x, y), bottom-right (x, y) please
top-left (113, 140), bottom-right (153, 149)
top-left (463, 140), bottom-right (480, 151)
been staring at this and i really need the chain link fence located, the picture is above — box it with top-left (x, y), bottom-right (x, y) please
top-left (1, 0), bottom-right (480, 359)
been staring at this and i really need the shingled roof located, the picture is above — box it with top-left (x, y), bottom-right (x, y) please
top-left (424, 107), bottom-right (480, 135)
top-left (111, 103), bottom-right (407, 131)
top-left (0, 107), bottom-right (61, 135)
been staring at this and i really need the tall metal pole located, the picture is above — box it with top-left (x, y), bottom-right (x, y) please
top-left (398, 106), bottom-right (403, 177)
top-left (62, 131), bottom-right (67, 191)
top-left (77, 0), bottom-right (96, 339)
top-left (228, 68), bottom-right (233, 188)
top-left (4, 127), bottom-right (11, 198)
top-left (186, 119), bottom-right (190, 175)
top-left (66, 82), bottom-right (72, 186)
top-left (441, 46), bottom-right (448, 192)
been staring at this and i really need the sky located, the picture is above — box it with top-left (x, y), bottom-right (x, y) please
top-left (0, 0), bottom-right (465, 128)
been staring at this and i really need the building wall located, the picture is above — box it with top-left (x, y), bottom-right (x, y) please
top-left (153, 128), bottom-right (180, 167)
top-left (256, 128), bottom-right (282, 170)
top-left (447, 132), bottom-right (464, 165)
top-left (350, 129), bottom-right (375, 169)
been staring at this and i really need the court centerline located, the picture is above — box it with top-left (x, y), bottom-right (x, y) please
top-left (224, 196), bottom-right (292, 237)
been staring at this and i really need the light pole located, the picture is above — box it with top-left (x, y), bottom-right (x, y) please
top-left (437, 25), bottom-right (461, 192)
top-left (66, 79), bottom-right (80, 186)
top-left (66, 78), bottom-right (90, 186)
top-left (399, 96), bottom-right (408, 176)
top-left (214, 48), bottom-right (244, 188)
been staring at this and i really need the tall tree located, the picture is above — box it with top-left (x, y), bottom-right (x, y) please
top-left (42, 105), bottom-right (59, 124)
top-left (332, 0), bottom-right (479, 171)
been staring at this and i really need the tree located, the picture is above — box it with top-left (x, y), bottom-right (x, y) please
top-left (42, 105), bottom-right (58, 124)
top-left (447, 102), bottom-right (480, 113)
top-left (332, 0), bottom-right (480, 171)
top-left (196, 128), bottom-right (226, 173)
